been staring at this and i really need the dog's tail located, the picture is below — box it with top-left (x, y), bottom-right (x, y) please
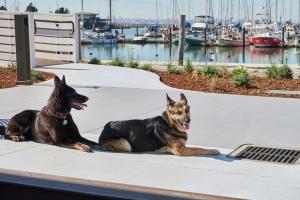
top-left (0, 126), bottom-right (6, 135)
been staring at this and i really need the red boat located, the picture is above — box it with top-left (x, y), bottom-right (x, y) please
top-left (251, 32), bottom-right (282, 47)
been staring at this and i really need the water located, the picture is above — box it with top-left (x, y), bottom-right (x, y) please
top-left (81, 28), bottom-right (300, 65)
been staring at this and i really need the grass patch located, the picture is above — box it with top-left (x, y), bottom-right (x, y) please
top-left (184, 59), bottom-right (194, 73)
top-left (265, 63), bottom-right (293, 79)
top-left (277, 64), bottom-right (293, 79)
top-left (126, 48), bottom-right (139, 68)
top-left (141, 63), bottom-right (152, 71)
top-left (88, 57), bottom-right (100, 64)
top-left (167, 65), bottom-right (182, 75)
top-left (31, 70), bottom-right (45, 81)
top-left (110, 56), bottom-right (125, 67)
top-left (202, 65), bottom-right (219, 78)
top-left (232, 66), bottom-right (251, 88)
top-left (265, 63), bottom-right (278, 78)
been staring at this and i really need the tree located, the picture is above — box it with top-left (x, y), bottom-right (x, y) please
top-left (0, 6), bottom-right (7, 10)
top-left (55, 7), bottom-right (70, 14)
top-left (25, 3), bottom-right (38, 12)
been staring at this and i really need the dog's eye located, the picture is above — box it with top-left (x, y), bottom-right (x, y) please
top-left (175, 111), bottom-right (182, 115)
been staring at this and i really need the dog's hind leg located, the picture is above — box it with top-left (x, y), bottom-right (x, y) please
top-left (99, 138), bottom-right (132, 152)
top-left (58, 142), bottom-right (92, 152)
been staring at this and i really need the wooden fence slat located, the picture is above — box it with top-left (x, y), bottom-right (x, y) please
top-left (0, 36), bottom-right (15, 45)
top-left (0, 52), bottom-right (16, 61)
top-left (0, 19), bottom-right (14, 28)
top-left (35, 51), bottom-right (73, 61)
top-left (0, 28), bottom-right (15, 36)
top-left (35, 43), bottom-right (74, 52)
top-left (34, 35), bottom-right (75, 45)
top-left (0, 44), bottom-right (15, 53)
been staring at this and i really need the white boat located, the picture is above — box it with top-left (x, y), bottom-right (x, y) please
top-left (217, 38), bottom-right (250, 47)
top-left (295, 34), bottom-right (300, 48)
top-left (89, 32), bottom-right (117, 44)
top-left (132, 36), bottom-right (148, 43)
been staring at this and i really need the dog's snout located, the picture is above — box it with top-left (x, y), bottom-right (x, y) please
top-left (185, 118), bottom-right (190, 123)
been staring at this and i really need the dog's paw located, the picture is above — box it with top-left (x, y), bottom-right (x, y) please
top-left (11, 135), bottom-right (25, 142)
top-left (76, 143), bottom-right (92, 152)
top-left (209, 149), bottom-right (221, 155)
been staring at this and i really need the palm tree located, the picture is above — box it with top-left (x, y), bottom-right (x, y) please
top-left (0, 6), bottom-right (7, 10)
top-left (55, 7), bottom-right (70, 14)
top-left (25, 3), bottom-right (38, 12)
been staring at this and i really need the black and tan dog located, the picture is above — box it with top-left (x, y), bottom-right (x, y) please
top-left (98, 93), bottom-right (220, 156)
top-left (0, 76), bottom-right (102, 152)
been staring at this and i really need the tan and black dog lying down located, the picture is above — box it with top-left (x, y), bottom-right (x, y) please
top-left (98, 93), bottom-right (220, 156)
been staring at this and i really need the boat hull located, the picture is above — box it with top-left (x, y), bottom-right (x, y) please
top-left (217, 39), bottom-right (250, 47)
top-left (252, 37), bottom-right (282, 47)
top-left (185, 37), bottom-right (204, 46)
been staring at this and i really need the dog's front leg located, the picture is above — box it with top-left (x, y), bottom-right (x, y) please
top-left (168, 145), bottom-right (220, 156)
top-left (58, 142), bottom-right (92, 152)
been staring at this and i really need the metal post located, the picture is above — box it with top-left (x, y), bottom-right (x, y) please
top-left (14, 14), bottom-right (32, 85)
top-left (177, 15), bottom-right (185, 66)
top-left (282, 27), bottom-right (285, 47)
top-left (243, 27), bottom-right (246, 47)
top-left (136, 27), bottom-right (138, 36)
top-left (121, 26), bottom-right (123, 34)
top-left (204, 27), bottom-right (207, 46)
top-left (169, 26), bottom-right (172, 65)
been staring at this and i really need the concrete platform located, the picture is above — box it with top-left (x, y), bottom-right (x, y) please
top-left (1, 63), bottom-right (300, 199)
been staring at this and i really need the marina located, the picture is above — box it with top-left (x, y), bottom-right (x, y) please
top-left (2, 0), bottom-right (300, 200)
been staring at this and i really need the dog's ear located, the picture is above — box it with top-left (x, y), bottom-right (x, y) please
top-left (54, 76), bottom-right (60, 87)
top-left (61, 75), bottom-right (66, 85)
top-left (166, 93), bottom-right (175, 106)
top-left (180, 93), bottom-right (188, 105)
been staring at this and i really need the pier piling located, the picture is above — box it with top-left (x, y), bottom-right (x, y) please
top-left (178, 15), bottom-right (185, 66)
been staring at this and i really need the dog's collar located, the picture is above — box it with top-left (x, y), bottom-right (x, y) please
top-left (51, 112), bottom-right (68, 120)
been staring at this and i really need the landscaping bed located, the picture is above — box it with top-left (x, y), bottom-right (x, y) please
top-left (156, 71), bottom-right (300, 98)
top-left (0, 67), bottom-right (55, 89)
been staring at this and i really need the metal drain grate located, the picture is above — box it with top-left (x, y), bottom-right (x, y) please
top-left (0, 119), bottom-right (9, 127)
top-left (228, 144), bottom-right (300, 164)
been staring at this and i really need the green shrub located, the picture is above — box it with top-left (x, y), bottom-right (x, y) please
top-left (167, 65), bottom-right (182, 75)
top-left (110, 56), bottom-right (125, 67)
top-left (277, 64), bottom-right (293, 79)
top-left (184, 59), bottom-right (194, 73)
top-left (265, 63), bottom-right (278, 78)
top-left (88, 57), bottom-right (100, 64)
top-left (232, 66), bottom-right (248, 76)
top-left (141, 63), bottom-right (152, 71)
top-left (31, 70), bottom-right (45, 81)
top-left (202, 65), bottom-right (219, 78)
top-left (217, 65), bottom-right (230, 77)
top-left (126, 48), bottom-right (139, 68)
top-left (127, 60), bottom-right (139, 68)
top-left (232, 67), bottom-right (251, 88)
top-left (8, 62), bottom-right (17, 72)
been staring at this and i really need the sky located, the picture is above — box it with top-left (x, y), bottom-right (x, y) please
top-left (2, 0), bottom-right (300, 22)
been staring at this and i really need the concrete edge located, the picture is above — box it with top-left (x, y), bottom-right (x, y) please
top-left (0, 168), bottom-right (239, 200)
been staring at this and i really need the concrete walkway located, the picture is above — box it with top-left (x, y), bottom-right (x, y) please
top-left (1, 63), bottom-right (300, 199)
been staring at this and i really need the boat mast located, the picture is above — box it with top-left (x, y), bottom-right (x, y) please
top-left (81, 0), bottom-right (84, 26)
top-left (282, 0), bottom-right (285, 24)
top-left (290, 0), bottom-right (292, 22)
top-left (238, 0), bottom-right (240, 21)
top-left (220, 0), bottom-right (223, 24)
top-left (109, 0), bottom-right (112, 25)
top-left (275, 0), bottom-right (278, 22)
top-left (251, 0), bottom-right (254, 22)
top-left (156, 0), bottom-right (158, 25)
top-left (299, 0), bottom-right (300, 24)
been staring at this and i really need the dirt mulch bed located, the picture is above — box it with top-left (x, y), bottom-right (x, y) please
top-left (0, 68), bottom-right (55, 89)
top-left (155, 71), bottom-right (300, 99)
